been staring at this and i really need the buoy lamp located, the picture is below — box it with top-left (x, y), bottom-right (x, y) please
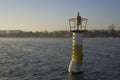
top-left (68, 12), bottom-right (88, 73)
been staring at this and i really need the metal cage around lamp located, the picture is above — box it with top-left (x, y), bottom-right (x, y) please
top-left (68, 17), bottom-right (88, 32)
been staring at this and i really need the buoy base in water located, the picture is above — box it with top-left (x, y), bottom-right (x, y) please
top-left (68, 60), bottom-right (82, 73)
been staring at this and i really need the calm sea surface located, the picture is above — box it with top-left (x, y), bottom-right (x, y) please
top-left (0, 38), bottom-right (120, 80)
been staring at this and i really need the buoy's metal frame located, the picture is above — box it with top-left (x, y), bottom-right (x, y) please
top-left (68, 12), bottom-right (88, 73)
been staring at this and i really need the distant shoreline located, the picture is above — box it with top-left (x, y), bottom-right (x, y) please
top-left (84, 37), bottom-right (120, 40)
top-left (0, 37), bottom-right (120, 40)
top-left (0, 30), bottom-right (120, 38)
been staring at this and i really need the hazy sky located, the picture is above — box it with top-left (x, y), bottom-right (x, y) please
top-left (0, 0), bottom-right (120, 31)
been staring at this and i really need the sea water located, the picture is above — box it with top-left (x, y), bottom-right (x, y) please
top-left (0, 38), bottom-right (120, 80)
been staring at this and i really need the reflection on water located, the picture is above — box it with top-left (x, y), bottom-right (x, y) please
top-left (68, 72), bottom-right (88, 80)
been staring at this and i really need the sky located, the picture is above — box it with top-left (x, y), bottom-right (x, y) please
top-left (0, 0), bottom-right (120, 31)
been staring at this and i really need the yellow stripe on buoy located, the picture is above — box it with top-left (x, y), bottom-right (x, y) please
top-left (72, 44), bottom-right (83, 66)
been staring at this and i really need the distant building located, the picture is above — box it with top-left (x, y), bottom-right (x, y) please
top-left (7, 30), bottom-right (22, 34)
top-left (0, 30), bottom-right (7, 34)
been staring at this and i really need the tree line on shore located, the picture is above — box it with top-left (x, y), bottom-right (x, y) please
top-left (0, 30), bottom-right (120, 38)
